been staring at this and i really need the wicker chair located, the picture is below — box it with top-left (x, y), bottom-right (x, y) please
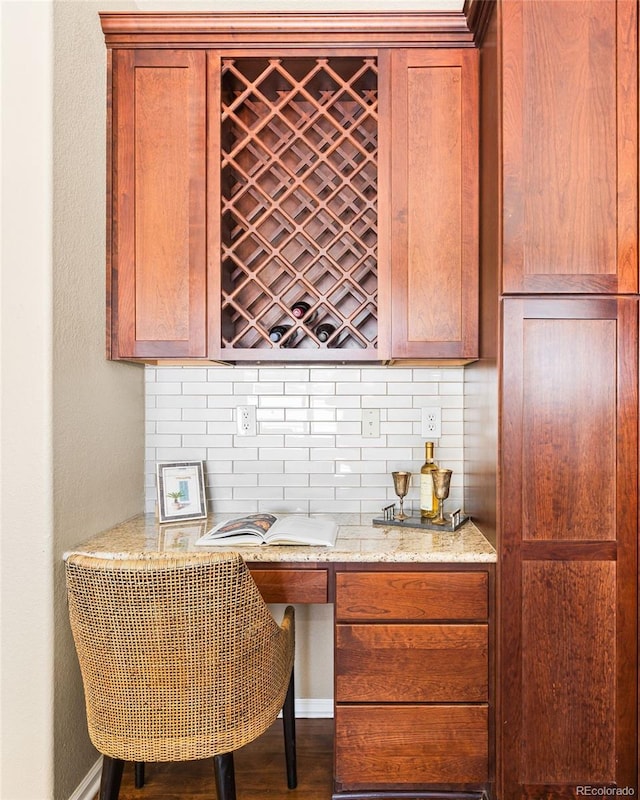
top-left (65, 551), bottom-right (296, 800)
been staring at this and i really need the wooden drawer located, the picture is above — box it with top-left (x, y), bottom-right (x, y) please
top-left (249, 568), bottom-right (328, 604)
top-left (335, 704), bottom-right (489, 788)
top-left (335, 571), bottom-right (488, 621)
top-left (335, 623), bottom-right (488, 702)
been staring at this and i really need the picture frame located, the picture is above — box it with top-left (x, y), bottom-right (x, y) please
top-left (156, 461), bottom-right (207, 524)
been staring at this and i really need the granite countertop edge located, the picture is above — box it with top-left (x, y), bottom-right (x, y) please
top-left (65, 512), bottom-right (497, 564)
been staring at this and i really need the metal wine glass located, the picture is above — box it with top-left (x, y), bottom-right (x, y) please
top-left (391, 471), bottom-right (411, 521)
top-left (431, 468), bottom-right (453, 525)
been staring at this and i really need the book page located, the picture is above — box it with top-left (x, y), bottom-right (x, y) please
top-left (195, 514), bottom-right (337, 547)
top-left (266, 516), bottom-right (337, 547)
top-left (201, 513), bottom-right (277, 541)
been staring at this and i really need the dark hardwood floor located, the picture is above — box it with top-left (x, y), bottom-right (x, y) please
top-left (106, 718), bottom-right (334, 800)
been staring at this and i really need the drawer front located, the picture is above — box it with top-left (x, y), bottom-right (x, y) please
top-left (249, 568), bottom-right (328, 604)
top-left (335, 704), bottom-right (489, 789)
top-left (335, 571), bottom-right (488, 621)
top-left (335, 623), bottom-right (488, 702)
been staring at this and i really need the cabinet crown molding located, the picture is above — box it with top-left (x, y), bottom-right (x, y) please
top-left (100, 5), bottom-right (493, 48)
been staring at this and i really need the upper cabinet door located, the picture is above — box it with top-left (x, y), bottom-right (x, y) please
top-left (110, 50), bottom-right (207, 359)
top-left (387, 49), bottom-right (479, 361)
top-left (502, 0), bottom-right (638, 294)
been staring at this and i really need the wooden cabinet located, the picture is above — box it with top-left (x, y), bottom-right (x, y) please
top-left (101, 15), bottom-right (480, 363)
top-left (501, 0), bottom-right (638, 294)
top-left (500, 297), bottom-right (638, 798)
top-left (493, 3), bottom-right (640, 795)
top-left (334, 568), bottom-right (492, 798)
top-left (109, 50), bottom-right (207, 359)
top-left (388, 48), bottom-right (479, 361)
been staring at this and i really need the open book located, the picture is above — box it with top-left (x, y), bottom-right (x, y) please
top-left (195, 513), bottom-right (338, 547)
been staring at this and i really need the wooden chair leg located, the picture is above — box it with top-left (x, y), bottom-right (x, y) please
top-left (282, 668), bottom-right (297, 790)
top-left (134, 762), bottom-right (145, 788)
top-left (99, 756), bottom-right (124, 800)
top-left (214, 752), bottom-right (236, 800)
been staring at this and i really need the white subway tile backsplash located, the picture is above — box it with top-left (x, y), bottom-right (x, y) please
top-left (157, 368), bottom-right (207, 382)
top-left (310, 367), bottom-right (361, 382)
top-left (261, 473), bottom-right (309, 488)
top-left (146, 382), bottom-right (183, 395)
top-left (157, 395), bottom-right (206, 408)
top-left (157, 421), bottom-right (207, 435)
top-left (336, 381), bottom-right (387, 395)
top-left (261, 420), bottom-right (309, 435)
top-left (144, 365), bottom-right (467, 515)
top-left (261, 394), bottom-right (310, 408)
top-left (184, 409), bottom-right (233, 421)
top-left (234, 381), bottom-right (283, 395)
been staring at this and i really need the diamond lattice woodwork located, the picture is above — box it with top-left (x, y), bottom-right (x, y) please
top-left (220, 56), bottom-right (378, 359)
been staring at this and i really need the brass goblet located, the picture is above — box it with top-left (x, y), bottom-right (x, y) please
top-left (391, 471), bottom-right (411, 521)
top-left (431, 468), bottom-right (453, 525)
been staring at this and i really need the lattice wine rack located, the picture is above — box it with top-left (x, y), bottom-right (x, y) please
top-left (220, 56), bottom-right (378, 360)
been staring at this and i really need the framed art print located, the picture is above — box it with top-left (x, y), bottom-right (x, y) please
top-left (156, 461), bottom-right (207, 524)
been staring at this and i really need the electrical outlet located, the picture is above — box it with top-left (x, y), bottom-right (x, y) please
top-left (362, 408), bottom-right (380, 438)
top-left (237, 405), bottom-right (257, 436)
top-left (421, 407), bottom-right (442, 439)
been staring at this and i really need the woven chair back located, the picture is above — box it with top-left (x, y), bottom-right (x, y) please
top-left (65, 552), bottom-right (294, 763)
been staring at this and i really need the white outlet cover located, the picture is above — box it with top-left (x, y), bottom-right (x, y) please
top-left (421, 407), bottom-right (442, 439)
top-left (237, 405), bottom-right (257, 436)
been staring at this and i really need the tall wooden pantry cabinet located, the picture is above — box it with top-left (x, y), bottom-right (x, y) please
top-left (471, 1), bottom-right (640, 797)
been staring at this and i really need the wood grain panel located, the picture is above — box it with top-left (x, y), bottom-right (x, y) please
top-left (248, 568), bottom-right (328, 604)
top-left (521, 318), bottom-right (617, 540)
top-left (335, 570), bottom-right (488, 621)
top-left (502, 0), bottom-right (638, 293)
top-left (335, 623), bottom-right (488, 702)
top-left (335, 704), bottom-right (488, 788)
top-left (113, 50), bottom-right (207, 358)
top-left (501, 298), bottom-right (638, 545)
top-left (389, 48), bottom-right (478, 360)
top-left (135, 65), bottom-right (190, 341)
top-left (521, 560), bottom-right (616, 784)
top-left (500, 297), bottom-right (638, 798)
top-left (407, 64), bottom-right (462, 344)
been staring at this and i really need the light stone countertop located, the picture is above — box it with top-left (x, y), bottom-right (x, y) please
top-left (65, 512), bottom-right (496, 563)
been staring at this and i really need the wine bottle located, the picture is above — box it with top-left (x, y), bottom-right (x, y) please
top-left (269, 324), bottom-right (293, 344)
top-left (291, 301), bottom-right (312, 320)
top-left (315, 323), bottom-right (336, 343)
top-left (420, 441), bottom-right (438, 520)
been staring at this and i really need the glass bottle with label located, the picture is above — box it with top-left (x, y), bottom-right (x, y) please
top-left (269, 325), bottom-right (297, 346)
top-left (315, 323), bottom-right (336, 343)
top-left (291, 301), bottom-right (315, 323)
top-left (420, 441), bottom-right (438, 520)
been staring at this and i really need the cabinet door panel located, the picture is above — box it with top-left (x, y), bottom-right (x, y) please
top-left (521, 560), bottom-right (616, 785)
top-left (336, 623), bottom-right (488, 702)
top-left (388, 49), bottom-right (478, 360)
top-left (521, 317), bottom-right (617, 540)
top-left (335, 704), bottom-right (488, 789)
top-left (112, 50), bottom-right (206, 358)
top-left (502, 0), bottom-right (638, 293)
top-left (500, 298), bottom-right (638, 798)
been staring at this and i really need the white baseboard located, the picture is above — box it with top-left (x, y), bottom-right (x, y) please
top-left (69, 699), bottom-right (333, 799)
top-left (68, 757), bottom-right (101, 800)
top-left (295, 697), bottom-right (333, 718)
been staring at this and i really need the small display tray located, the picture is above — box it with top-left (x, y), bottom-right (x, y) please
top-left (373, 504), bottom-right (468, 533)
